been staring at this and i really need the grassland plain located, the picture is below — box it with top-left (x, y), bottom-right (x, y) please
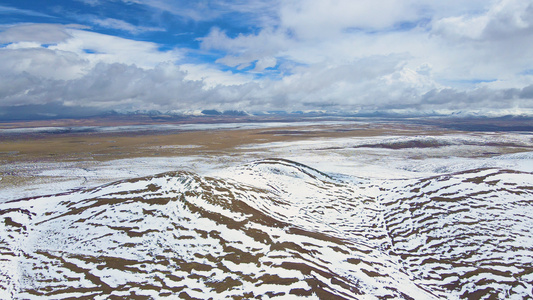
top-left (0, 119), bottom-right (427, 191)
top-left (1, 117), bottom-right (533, 200)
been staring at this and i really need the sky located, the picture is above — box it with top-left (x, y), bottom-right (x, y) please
top-left (1, 0), bottom-right (533, 118)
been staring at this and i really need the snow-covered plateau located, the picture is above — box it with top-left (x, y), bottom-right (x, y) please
top-left (1, 128), bottom-right (533, 299)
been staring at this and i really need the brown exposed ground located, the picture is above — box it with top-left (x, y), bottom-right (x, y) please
top-left (0, 121), bottom-right (439, 164)
top-left (0, 120), bottom-right (437, 194)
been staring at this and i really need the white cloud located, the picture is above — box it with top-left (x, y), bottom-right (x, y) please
top-left (253, 57), bottom-right (277, 72)
top-left (180, 64), bottom-right (254, 88)
top-left (140, 0), bottom-right (279, 25)
top-left (140, 0), bottom-right (219, 22)
top-left (0, 5), bottom-right (55, 18)
top-left (427, 0), bottom-right (533, 85)
top-left (432, 0), bottom-right (533, 40)
top-left (201, 27), bottom-right (292, 70)
top-left (90, 17), bottom-right (165, 34)
top-left (0, 23), bottom-right (73, 44)
top-left (1, 0), bottom-right (533, 116)
top-left (75, 0), bottom-right (101, 6)
top-left (200, 0), bottom-right (533, 96)
top-left (0, 24), bottom-right (182, 81)
top-left (49, 28), bottom-right (182, 70)
top-left (279, 0), bottom-right (423, 39)
top-left (0, 47), bottom-right (88, 80)
top-left (0, 23), bottom-right (257, 110)
top-left (198, 0), bottom-right (533, 114)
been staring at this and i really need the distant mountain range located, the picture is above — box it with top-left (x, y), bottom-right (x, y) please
top-left (2, 102), bottom-right (533, 122)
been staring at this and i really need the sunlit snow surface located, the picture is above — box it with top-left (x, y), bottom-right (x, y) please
top-left (1, 131), bottom-right (533, 299)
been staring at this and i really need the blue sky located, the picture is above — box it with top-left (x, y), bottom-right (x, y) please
top-left (1, 0), bottom-right (533, 117)
top-left (0, 1), bottom-right (261, 58)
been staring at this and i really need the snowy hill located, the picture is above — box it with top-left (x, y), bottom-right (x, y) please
top-left (1, 159), bottom-right (533, 299)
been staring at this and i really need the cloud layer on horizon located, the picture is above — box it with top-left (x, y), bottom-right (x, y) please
top-left (0, 0), bottom-right (533, 116)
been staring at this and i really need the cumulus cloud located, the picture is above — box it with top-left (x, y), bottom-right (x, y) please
top-left (6, 6), bottom-right (252, 112)
top-left (0, 24), bottom-right (184, 81)
top-left (180, 64), bottom-right (254, 88)
top-left (433, 0), bottom-right (533, 41)
top-left (0, 25), bottom-right (256, 110)
top-left (197, 0), bottom-right (533, 112)
top-left (0, 38), bottom-right (530, 115)
top-left (0, 61), bottom-right (226, 110)
top-left (520, 84), bottom-right (533, 99)
top-left (426, 0), bottom-right (533, 85)
top-left (253, 57), bottom-right (277, 72)
top-left (201, 27), bottom-right (292, 70)
top-left (1, 0), bottom-right (533, 116)
top-left (0, 47), bottom-right (88, 80)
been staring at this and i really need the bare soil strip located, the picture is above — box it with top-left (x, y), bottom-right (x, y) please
top-left (0, 122), bottom-right (437, 164)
